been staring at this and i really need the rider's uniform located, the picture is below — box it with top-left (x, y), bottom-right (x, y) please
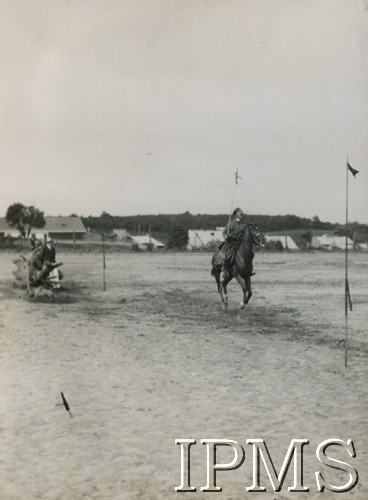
top-left (222, 215), bottom-right (248, 272)
top-left (223, 216), bottom-right (248, 244)
top-left (42, 244), bottom-right (56, 264)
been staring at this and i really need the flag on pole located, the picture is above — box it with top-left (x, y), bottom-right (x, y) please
top-left (345, 279), bottom-right (353, 311)
top-left (228, 167), bottom-right (241, 238)
top-left (347, 162), bottom-right (359, 177)
top-left (235, 167), bottom-right (242, 184)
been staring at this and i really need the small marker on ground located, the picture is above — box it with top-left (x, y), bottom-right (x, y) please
top-left (61, 392), bottom-right (73, 418)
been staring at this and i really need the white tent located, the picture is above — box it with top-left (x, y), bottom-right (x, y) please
top-left (312, 234), bottom-right (353, 250)
top-left (187, 229), bottom-right (224, 250)
top-left (112, 228), bottom-right (130, 240)
top-left (265, 234), bottom-right (299, 250)
top-left (131, 234), bottom-right (165, 250)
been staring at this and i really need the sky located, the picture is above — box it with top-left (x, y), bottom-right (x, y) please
top-left (0, 0), bottom-right (367, 223)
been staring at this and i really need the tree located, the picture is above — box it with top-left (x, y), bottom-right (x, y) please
top-left (312, 215), bottom-right (321, 229)
top-left (101, 211), bottom-right (112, 218)
top-left (6, 203), bottom-right (45, 238)
top-left (100, 211), bottom-right (114, 232)
top-left (167, 225), bottom-right (188, 249)
top-left (5, 203), bottom-right (25, 235)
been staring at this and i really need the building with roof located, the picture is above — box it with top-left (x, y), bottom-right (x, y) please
top-left (0, 218), bottom-right (21, 238)
top-left (37, 216), bottom-right (86, 240)
top-left (0, 216), bottom-right (86, 240)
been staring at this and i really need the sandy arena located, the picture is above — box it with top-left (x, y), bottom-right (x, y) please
top-left (0, 250), bottom-right (367, 499)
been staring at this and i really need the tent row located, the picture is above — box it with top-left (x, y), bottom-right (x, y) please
top-left (187, 229), bottom-right (362, 251)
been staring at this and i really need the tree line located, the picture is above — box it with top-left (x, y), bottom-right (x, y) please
top-left (81, 211), bottom-right (368, 235)
top-left (4, 203), bottom-right (368, 247)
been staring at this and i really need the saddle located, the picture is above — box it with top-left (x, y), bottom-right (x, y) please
top-left (216, 232), bottom-right (244, 268)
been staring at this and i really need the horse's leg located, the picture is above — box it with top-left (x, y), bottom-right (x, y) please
top-left (244, 275), bottom-right (252, 304)
top-left (214, 268), bottom-right (221, 293)
top-left (213, 268), bottom-right (225, 306)
top-left (235, 275), bottom-right (247, 309)
top-left (220, 271), bottom-right (232, 310)
top-left (26, 261), bottom-right (35, 297)
top-left (234, 275), bottom-right (253, 308)
top-left (212, 251), bottom-right (226, 304)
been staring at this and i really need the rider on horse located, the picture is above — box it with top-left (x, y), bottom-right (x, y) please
top-left (222, 208), bottom-right (256, 278)
top-left (27, 238), bottom-right (63, 288)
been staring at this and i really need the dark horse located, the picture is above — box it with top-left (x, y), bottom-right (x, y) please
top-left (211, 224), bottom-right (264, 310)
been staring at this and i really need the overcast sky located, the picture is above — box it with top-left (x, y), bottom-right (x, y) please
top-left (1, 0), bottom-right (367, 223)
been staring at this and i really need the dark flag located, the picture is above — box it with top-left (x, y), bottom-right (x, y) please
top-left (235, 167), bottom-right (242, 184)
top-left (346, 278), bottom-right (353, 312)
top-left (347, 162), bottom-right (359, 177)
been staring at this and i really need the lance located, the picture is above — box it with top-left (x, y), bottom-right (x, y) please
top-left (226, 167), bottom-right (241, 238)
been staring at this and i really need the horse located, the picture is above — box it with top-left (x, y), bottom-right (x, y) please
top-left (13, 245), bottom-right (63, 297)
top-left (211, 224), bottom-right (265, 310)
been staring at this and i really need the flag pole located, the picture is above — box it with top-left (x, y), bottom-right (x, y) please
top-left (344, 157), bottom-right (349, 367)
top-left (343, 159), bottom-right (359, 366)
top-left (102, 233), bottom-right (106, 291)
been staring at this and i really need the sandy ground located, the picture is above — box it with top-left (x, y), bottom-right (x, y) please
top-left (0, 250), bottom-right (367, 500)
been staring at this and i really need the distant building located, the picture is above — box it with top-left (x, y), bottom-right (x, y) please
top-left (0, 216), bottom-right (86, 240)
top-left (112, 228), bottom-right (131, 241)
top-left (84, 229), bottom-right (104, 241)
top-left (265, 234), bottom-right (299, 250)
top-left (353, 230), bottom-right (368, 251)
top-left (131, 234), bottom-right (165, 250)
top-left (311, 234), bottom-right (353, 250)
top-left (187, 229), bottom-right (224, 250)
top-left (0, 218), bottom-right (21, 238)
top-left (35, 216), bottom-right (86, 240)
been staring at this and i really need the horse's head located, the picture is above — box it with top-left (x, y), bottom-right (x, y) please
top-left (254, 232), bottom-right (266, 247)
top-left (243, 224), bottom-right (266, 247)
top-left (247, 223), bottom-right (258, 233)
